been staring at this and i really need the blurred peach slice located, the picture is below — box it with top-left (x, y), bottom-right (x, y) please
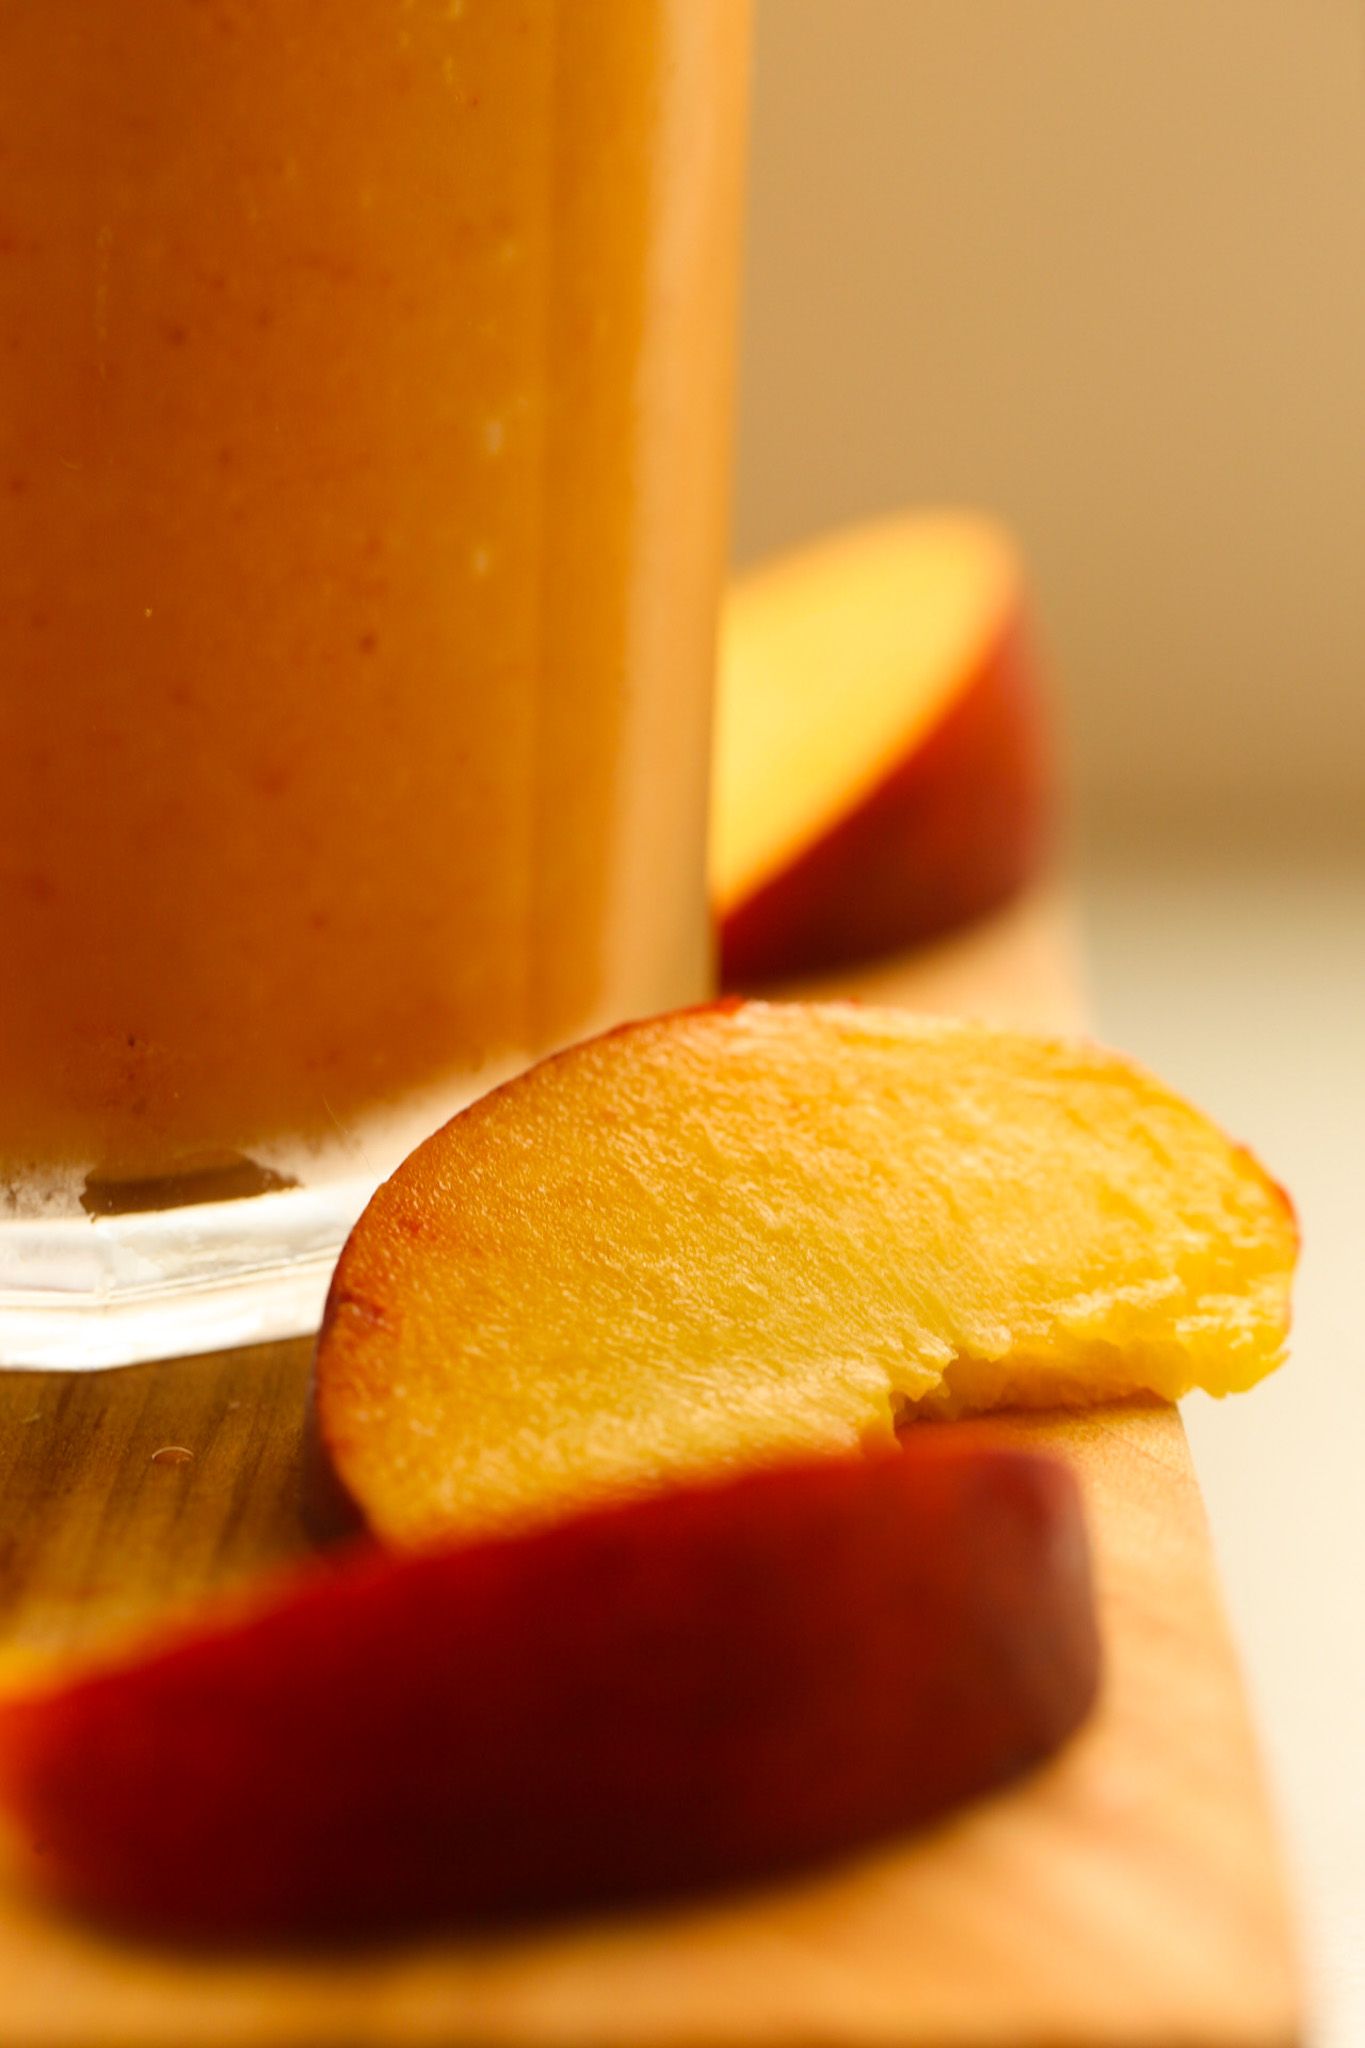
top-left (712, 513), bottom-right (1050, 985)
top-left (0, 1438), bottom-right (1098, 1938)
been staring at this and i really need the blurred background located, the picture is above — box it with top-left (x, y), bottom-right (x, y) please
top-left (732, 3), bottom-right (1365, 2041)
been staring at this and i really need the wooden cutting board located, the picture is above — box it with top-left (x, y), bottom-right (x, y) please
top-left (0, 891), bottom-right (1302, 2047)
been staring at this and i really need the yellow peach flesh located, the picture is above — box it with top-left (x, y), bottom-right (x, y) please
top-left (710, 516), bottom-right (1022, 914)
top-left (314, 1003), bottom-right (1296, 1549)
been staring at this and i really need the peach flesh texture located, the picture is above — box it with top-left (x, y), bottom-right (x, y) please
top-left (711, 514), bottom-right (1050, 984)
top-left (314, 1002), bottom-right (1296, 1552)
top-left (0, 1441), bottom-right (1098, 1940)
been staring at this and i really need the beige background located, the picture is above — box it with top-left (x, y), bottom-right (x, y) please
top-left (733, 0), bottom-right (1365, 824)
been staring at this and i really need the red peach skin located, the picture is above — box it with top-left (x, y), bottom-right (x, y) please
top-left (0, 1437), bottom-right (1098, 1941)
top-left (720, 613), bottom-right (1048, 985)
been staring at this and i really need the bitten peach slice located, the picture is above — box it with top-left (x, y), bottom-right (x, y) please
top-left (712, 513), bottom-right (1050, 985)
top-left (0, 1441), bottom-right (1098, 1940)
top-left (314, 1002), bottom-right (1295, 1550)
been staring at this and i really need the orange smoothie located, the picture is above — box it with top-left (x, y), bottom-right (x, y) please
top-left (0, 2), bottom-right (748, 1206)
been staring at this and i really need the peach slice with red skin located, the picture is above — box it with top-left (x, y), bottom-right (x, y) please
top-left (712, 514), bottom-right (1051, 985)
top-left (0, 1438), bottom-right (1097, 1940)
top-left (0, 1003), bottom-right (1291, 1940)
top-left (313, 1001), bottom-right (1295, 1553)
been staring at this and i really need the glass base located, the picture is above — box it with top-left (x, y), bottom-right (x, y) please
top-left (0, 1044), bottom-right (544, 1371)
top-left (0, 994), bottom-right (697, 1371)
top-left (0, 1178), bottom-right (378, 1369)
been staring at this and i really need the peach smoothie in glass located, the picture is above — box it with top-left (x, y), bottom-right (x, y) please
top-left (0, 2), bottom-right (750, 1366)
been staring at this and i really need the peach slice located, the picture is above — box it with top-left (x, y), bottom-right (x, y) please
top-left (0, 1440), bottom-right (1099, 1940)
top-left (314, 1002), bottom-right (1295, 1551)
top-left (712, 514), bottom-right (1050, 985)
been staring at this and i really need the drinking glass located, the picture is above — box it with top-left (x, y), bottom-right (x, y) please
top-left (0, 1), bottom-right (750, 1367)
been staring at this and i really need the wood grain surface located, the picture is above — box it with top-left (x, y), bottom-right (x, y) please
top-left (0, 892), bottom-right (1301, 2046)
